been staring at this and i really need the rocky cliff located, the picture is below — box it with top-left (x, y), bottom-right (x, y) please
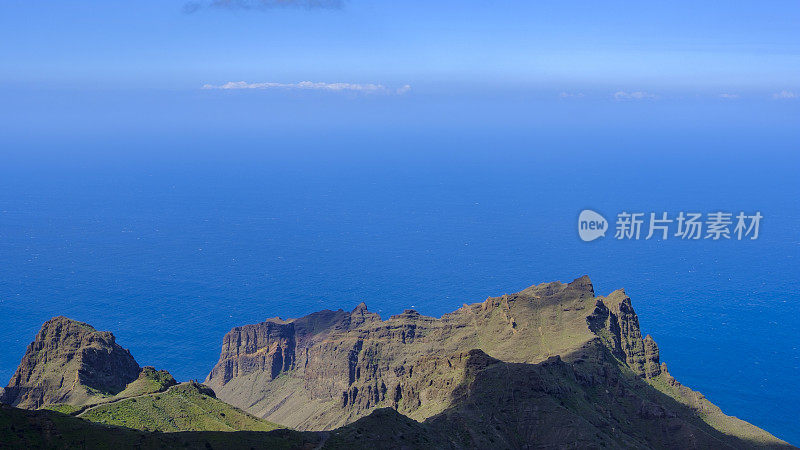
top-left (205, 276), bottom-right (789, 447)
top-left (1, 278), bottom-right (790, 448)
top-left (205, 276), bottom-right (631, 428)
top-left (587, 288), bottom-right (662, 379)
top-left (0, 317), bottom-right (286, 435)
top-left (0, 316), bottom-right (140, 408)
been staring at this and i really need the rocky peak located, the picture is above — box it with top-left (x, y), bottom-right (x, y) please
top-left (568, 274), bottom-right (595, 294)
top-left (348, 302), bottom-right (380, 327)
top-left (513, 276), bottom-right (596, 308)
top-left (1, 316), bottom-right (140, 409)
top-left (587, 289), bottom-right (661, 379)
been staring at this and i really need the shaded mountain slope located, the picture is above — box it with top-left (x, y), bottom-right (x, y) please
top-left (324, 346), bottom-right (793, 449)
top-left (423, 346), bottom-right (790, 449)
top-left (1, 276), bottom-right (791, 448)
top-left (0, 404), bottom-right (316, 450)
top-left (322, 407), bottom-right (451, 449)
top-left (205, 276), bottom-right (789, 447)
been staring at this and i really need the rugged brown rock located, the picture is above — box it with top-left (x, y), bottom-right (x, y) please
top-left (205, 276), bottom-right (790, 448)
top-left (587, 288), bottom-right (661, 379)
top-left (206, 277), bottom-right (592, 425)
top-left (0, 316), bottom-right (140, 408)
top-left (1, 278), bottom-right (790, 448)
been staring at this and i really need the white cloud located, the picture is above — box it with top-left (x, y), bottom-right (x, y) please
top-left (185, 0), bottom-right (343, 13)
top-left (613, 91), bottom-right (657, 101)
top-left (772, 90), bottom-right (797, 99)
top-left (719, 93), bottom-right (739, 99)
top-left (202, 81), bottom-right (410, 95)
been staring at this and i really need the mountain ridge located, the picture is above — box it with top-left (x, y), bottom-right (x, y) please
top-left (204, 275), bottom-right (790, 447)
top-left (1, 275), bottom-right (793, 448)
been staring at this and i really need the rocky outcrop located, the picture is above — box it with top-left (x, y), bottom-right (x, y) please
top-left (205, 307), bottom-right (384, 394)
top-left (643, 334), bottom-right (661, 378)
top-left (0, 316), bottom-right (140, 408)
top-left (204, 276), bottom-right (790, 447)
top-left (205, 277), bottom-right (605, 429)
top-left (587, 289), bottom-right (661, 378)
top-left (205, 277), bottom-right (657, 430)
top-left (206, 319), bottom-right (297, 384)
top-left (1, 277), bottom-right (791, 448)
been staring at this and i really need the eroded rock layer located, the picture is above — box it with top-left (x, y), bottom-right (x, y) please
top-left (1, 317), bottom-right (140, 408)
top-left (206, 278), bottom-right (654, 429)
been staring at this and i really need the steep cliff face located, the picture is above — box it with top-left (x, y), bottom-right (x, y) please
top-left (204, 276), bottom-right (789, 447)
top-left (1, 278), bottom-right (791, 447)
top-left (207, 319), bottom-right (297, 384)
top-left (1, 316), bottom-right (140, 408)
top-left (328, 344), bottom-right (790, 449)
top-left (587, 289), bottom-right (661, 379)
top-left (205, 276), bottom-right (602, 429)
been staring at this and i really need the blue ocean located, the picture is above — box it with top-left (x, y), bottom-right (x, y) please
top-left (1, 90), bottom-right (798, 443)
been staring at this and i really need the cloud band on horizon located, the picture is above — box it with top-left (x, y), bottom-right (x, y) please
top-left (613, 91), bottom-right (657, 101)
top-left (202, 81), bottom-right (411, 95)
top-left (184, 0), bottom-right (343, 13)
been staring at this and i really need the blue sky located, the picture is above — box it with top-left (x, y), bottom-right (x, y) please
top-left (1, 1), bottom-right (798, 94)
top-left (1, 1), bottom-right (798, 163)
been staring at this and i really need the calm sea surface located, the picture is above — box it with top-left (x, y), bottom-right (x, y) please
top-left (1, 95), bottom-right (798, 443)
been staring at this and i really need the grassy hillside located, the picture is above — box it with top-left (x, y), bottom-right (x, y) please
top-left (41, 366), bottom-right (178, 417)
top-left (0, 404), bottom-right (316, 450)
top-left (78, 382), bottom-right (283, 432)
top-left (4, 280), bottom-right (793, 448)
top-left (113, 366), bottom-right (176, 398)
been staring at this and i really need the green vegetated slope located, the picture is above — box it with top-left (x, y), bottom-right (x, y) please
top-left (0, 316), bottom-right (284, 436)
top-left (113, 366), bottom-right (176, 399)
top-left (2, 276), bottom-right (796, 448)
top-left (78, 381), bottom-right (283, 432)
top-left (0, 404), bottom-right (315, 450)
top-left (41, 366), bottom-right (177, 416)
